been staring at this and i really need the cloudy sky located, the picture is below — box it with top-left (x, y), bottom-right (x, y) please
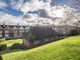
top-left (0, 0), bottom-right (80, 26)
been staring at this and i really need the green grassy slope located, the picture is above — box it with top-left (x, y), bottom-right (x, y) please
top-left (2, 35), bottom-right (80, 60)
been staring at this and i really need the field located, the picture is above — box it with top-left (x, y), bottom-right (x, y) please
top-left (2, 35), bottom-right (80, 60)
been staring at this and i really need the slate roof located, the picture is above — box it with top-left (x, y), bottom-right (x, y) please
top-left (23, 26), bottom-right (59, 41)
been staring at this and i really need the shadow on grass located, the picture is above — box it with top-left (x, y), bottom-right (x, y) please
top-left (0, 55), bottom-right (3, 60)
top-left (1, 49), bottom-right (29, 55)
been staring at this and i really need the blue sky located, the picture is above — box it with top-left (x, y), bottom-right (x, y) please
top-left (0, 0), bottom-right (73, 16)
top-left (0, 0), bottom-right (60, 16)
top-left (0, 0), bottom-right (79, 26)
top-left (0, 6), bottom-right (23, 16)
top-left (0, 0), bottom-right (24, 16)
top-left (0, 0), bottom-right (43, 16)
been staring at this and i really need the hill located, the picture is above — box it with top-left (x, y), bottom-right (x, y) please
top-left (2, 35), bottom-right (80, 60)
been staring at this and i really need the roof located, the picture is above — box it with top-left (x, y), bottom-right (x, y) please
top-left (23, 26), bottom-right (59, 41)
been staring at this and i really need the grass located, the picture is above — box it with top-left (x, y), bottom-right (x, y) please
top-left (0, 38), bottom-right (5, 43)
top-left (0, 39), bottom-right (23, 55)
top-left (0, 39), bottom-right (22, 47)
top-left (2, 35), bottom-right (80, 60)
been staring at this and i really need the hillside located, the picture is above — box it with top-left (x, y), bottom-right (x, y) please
top-left (2, 35), bottom-right (80, 60)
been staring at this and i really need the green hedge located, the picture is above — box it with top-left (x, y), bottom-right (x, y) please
top-left (10, 43), bottom-right (27, 49)
top-left (0, 44), bottom-right (7, 51)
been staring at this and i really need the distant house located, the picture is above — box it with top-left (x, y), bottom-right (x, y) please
top-left (22, 26), bottom-right (59, 48)
top-left (0, 24), bottom-right (29, 39)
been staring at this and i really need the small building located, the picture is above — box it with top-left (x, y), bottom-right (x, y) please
top-left (22, 26), bottom-right (59, 48)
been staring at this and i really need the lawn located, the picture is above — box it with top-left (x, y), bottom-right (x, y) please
top-left (0, 39), bottom-right (22, 47)
top-left (0, 38), bottom-right (5, 43)
top-left (2, 35), bottom-right (80, 60)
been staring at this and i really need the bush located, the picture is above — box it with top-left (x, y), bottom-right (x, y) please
top-left (0, 44), bottom-right (7, 51)
top-left (10, 43), bottom-right (27, 49)
top-left (5, 37), bottom-right (22, 40)
top-left (68, 29), bottom-right (80, 36)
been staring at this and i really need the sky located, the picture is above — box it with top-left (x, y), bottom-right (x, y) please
top-left (0, 0), bottom-right (80, 26)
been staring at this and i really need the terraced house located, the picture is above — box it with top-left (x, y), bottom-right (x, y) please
top-left (0, 23), bottom-right (29, 38)
top-left (0, 22), bottom-right (80, 39)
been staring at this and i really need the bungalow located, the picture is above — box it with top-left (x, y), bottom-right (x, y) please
top-left (22, 26), bottom-right (59, 48)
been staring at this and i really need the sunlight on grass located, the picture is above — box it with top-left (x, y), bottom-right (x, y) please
top-left (0, 38), bottom-right (5, 43)
top-left (0, 39), bottom-right (22, 47)
top-left (2, 35), bottom-right (80, 60)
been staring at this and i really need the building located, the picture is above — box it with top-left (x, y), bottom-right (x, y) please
top-left (22, 25), bottom-right (80, 48)
top-left (22, 26), bottom-right (59, 48)
top-left (0, 24), bottom-right (29, 38)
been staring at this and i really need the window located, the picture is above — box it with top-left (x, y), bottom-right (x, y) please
top-left (0, 30), bottom-right (2, 33)
top-left (5, 30), bottom-right (9, 33)
top-left (5, 34), bottom-right (9, 37)
top-left (33, 40), bottom-right (40, 44)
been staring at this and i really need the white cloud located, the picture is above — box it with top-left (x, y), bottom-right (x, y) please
top-left (0, 1), bottom-right (7, 8)
top-left (0, 0), bottom-right (80, 26)
top-left (0, 14), bottom-right (28, 25)
top-left (9, 0), bottom-right (24, 10)
top-left (20, 0), bottom-right (52, 14)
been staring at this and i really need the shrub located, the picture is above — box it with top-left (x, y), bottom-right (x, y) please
top-left (68, 29), bottom-right (80, 36)
top-left (10, 43), bottom-right (27, 49)
top-left (0, 44), bottom-right (7, 51)
top-left (5, 37), bottom-right (22, 41)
